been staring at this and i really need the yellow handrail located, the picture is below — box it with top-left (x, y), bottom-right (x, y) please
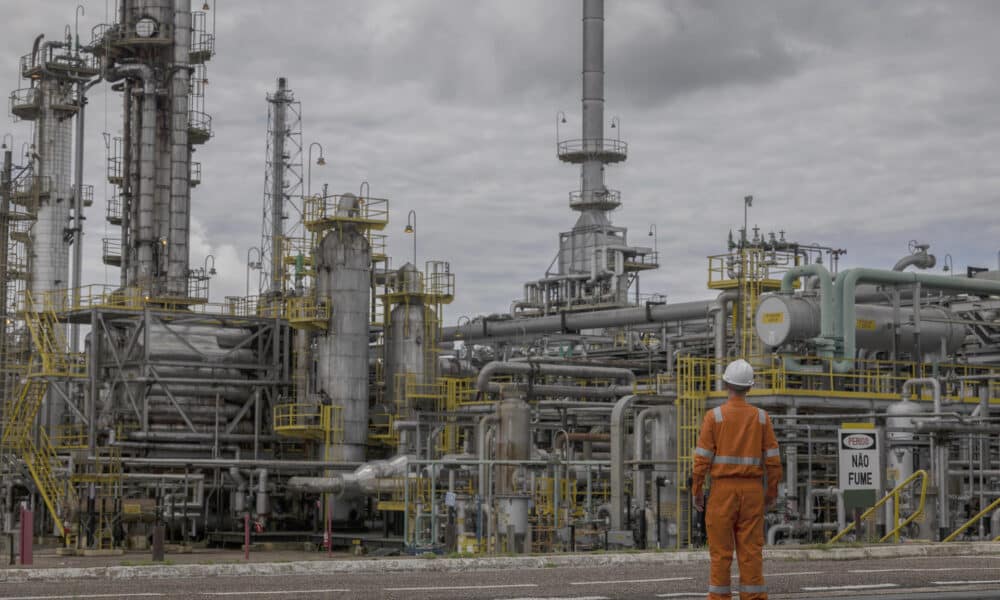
top-left (943, 496), bottom-right (1000, 542)
top-left (828, 469), bottom-right (929, 544)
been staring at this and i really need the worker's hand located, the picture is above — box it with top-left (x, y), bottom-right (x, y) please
top-left (765, 495), bottom-right (777, 511)
top-left (693, 492), bottom-right (705, 512)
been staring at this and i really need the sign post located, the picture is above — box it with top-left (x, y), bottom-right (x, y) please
top-left (839, 423), bottom-right (881, 537)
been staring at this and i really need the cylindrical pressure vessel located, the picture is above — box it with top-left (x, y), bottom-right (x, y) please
top-left (315, 195), bottom-right (371, 464)
top-left (755, 294), bottom-right (965, 356)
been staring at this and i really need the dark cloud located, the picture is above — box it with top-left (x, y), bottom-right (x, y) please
top-left (2, 0), bottom-right (998, 321)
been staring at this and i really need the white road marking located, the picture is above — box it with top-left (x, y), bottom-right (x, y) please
top-left (656, 594), bottom-right (704, 598)
top-left (203, 591), bottom-right (351, 596)
top-left (932, 580), bottom-right (1000, 586)
top-left (384, 583), bottom-right (538, 592)
top-left (0, 595), bottom-right (165, 600)
top-left (499, 597), bottom-right (610, 600)
top-left (570, 577), bottom-right (692, 585)
top-left (767, 571), bottom-right (824, 577)
top-left (850, 567), bottom-right (1000, 573)
top-left (801, 583), bottom-right (900, 591)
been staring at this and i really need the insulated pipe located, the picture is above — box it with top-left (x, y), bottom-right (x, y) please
top-left (167, 0), bottom-right (192, 297)
top-left (477, 414), bottom-right (498, 500)
top-left (835, 269), bottom-right (1000, 367)
top-left (229, 467), bottom-right (247, 513)
top-left (475, 361), bottom-right (635, 393)
top-left (893, 249), bottom-right (936, 272)
top-left (902, 377), bottom-right (946, 539)
top-left (287, 454), bottom-right (410, 497)
top-left (255, 468), bottom-right (269, 516)
top-left (442, 299), bottom-right (714, 342)
top-left (902, 378), bottom-right (942, 415)
top-left (108, 64), bottom-right (156, 290)
top-left (767, 522), bottom-right (837, 545)
top-left (610, 394), bottom-right (645, 530)
top-left (486, 381), bottom-right (634, 399)
top-left (632, 407), bottom-right (657, 511)
top-left (710, 290), bottom-right (738, 390)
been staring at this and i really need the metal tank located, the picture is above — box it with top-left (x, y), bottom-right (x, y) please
top-left (650, 407), bottom-right (676, 548)
top-left (384, 263), bottom-right (434, 421)
top-left (314, 193), bottom-right (371, 464)
top-left (495, 390), bottom-right (531, 552)
top-left (884, 398), bottom-right (924, 532)
top-left (755, 294), bottom-right (965, 356)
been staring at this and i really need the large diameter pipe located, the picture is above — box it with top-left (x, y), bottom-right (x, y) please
top-left (475, 360), bottom-right (635, 393)
top-left (836, 269), bottom-right (1000, 365)
top-left (167, 0), bottom-right (192, 297)
top-left (108, 65), bottom-right (156, 290)
top-left (610, 394), bottom-right (640, 529)
top-left (442, 299), bottom-right (714, 342)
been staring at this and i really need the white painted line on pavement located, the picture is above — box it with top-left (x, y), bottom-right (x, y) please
top-left (766, 571), bottom-right (824, 577)
top-left (385, 583), bottom-right (537, 592)
top-left (0, 595), bottom-right (165, 600)
top-left (932, 580), bottom-right (1000, 586)
top-left (850, 567), bottom-right (999, 573)
top-left (498, 597), bottom-right (610, 600)
top-left (204, 590), bottom-right (351, 596)
top-left (801, 583), bottom-right (900, 591)
top-left (570, 577), bottom-right (692, 585)
top-left (655, 594), bottom-right (703, 598)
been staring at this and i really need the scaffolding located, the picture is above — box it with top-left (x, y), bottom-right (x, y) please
top-left (260, 78), bottom-right (304, 295)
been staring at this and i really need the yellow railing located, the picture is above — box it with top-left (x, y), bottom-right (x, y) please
top-left (829, 469), bottom-right (929, 544)
top-left (303, 194), bottom-right (389, 232)
top-left (54, 424), bottom-right (88, 449)
top-left (943, 496), bottom-right (1000, 542)
top-left (285, 295), bottom-right (330, 330)
top-left (273, 402), bottom-right (343, 443)
top-left (677, 355), bottom-right (999, 404)
top-left (706, 249), bottom-right (798, 291)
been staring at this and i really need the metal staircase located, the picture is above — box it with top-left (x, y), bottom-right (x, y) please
top-left (675, 356), bottom-right (709, 548)
top-left (0, 292), bottom-right (83, 540)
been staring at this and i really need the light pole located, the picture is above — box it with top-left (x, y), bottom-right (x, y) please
top-left (246, 247), bottom-right (262, 297)
top-left (647, 224), bottom-right (657, 260)
top-left (204, 254), bottom-right (217, 276)
top-left (556, 111), bottom-right (567, 145)
top-left (610, 116), bottom-right (621, 142)
top-left (307, 142), bottom-right (325, 199)
top-left (743, 195), bottom-right (753, 247)
top-left (404, 210), bottom-right (417, 267)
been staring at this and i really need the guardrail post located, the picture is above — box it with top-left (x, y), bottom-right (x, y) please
top-left (19, 506), bottom-right (32, 565)
top-left (244, 512), bottom-right (250, 560)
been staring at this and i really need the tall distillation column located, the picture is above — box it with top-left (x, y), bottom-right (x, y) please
top-left (314, 194), bottom-right (371, 465)
top-left (97, 0), bottom-right (213, 298)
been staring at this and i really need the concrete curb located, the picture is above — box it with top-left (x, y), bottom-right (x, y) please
top-left (1, 542), bottom-right (998, 583)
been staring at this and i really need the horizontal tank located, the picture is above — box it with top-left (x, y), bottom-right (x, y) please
top-left (755, 294), bottom-right (965, 356)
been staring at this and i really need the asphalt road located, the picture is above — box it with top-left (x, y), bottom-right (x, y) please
top-left (1, 554), bottom-right (999, 599)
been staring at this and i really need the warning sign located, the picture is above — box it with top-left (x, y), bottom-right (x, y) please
top-left (838, 426), bottom-right (881, 492)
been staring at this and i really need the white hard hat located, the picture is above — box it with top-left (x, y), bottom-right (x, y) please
top-left (722, 359), bottom-right (754, 388)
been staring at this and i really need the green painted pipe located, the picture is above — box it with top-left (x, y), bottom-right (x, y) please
top-left (780, 264), bottom-right (835, 339)
top-left (836, 269), bottom-right (1000, 368)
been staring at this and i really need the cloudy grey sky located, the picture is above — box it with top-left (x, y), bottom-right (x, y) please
top-left (3, 1), bottom-right (999, 323)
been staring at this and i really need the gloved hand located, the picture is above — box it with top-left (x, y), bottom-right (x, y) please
top-left (694, 492), bottom-right (705, 512)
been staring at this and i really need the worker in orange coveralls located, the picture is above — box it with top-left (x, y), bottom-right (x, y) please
top-left (692, 359), bottom-right (782, 600)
